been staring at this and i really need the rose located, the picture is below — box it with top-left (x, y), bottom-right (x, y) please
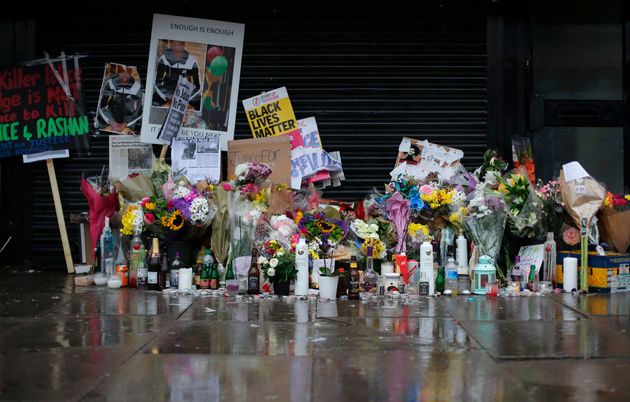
top-left (144, 213), bottom-right (156, 224)
top-left (562, 227), bottom-right (580, 246)
top-left (222, 183), bottom-right (232, 191)
top-left (269, 258), bottom-right (279, 268)
top-left (267, 268), bottom-right (276, 277)
top-left (258, 256), bottom-right (269, 265)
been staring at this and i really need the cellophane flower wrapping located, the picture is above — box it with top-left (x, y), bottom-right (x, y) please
top-left (463, 189), bottom-right (508, 262)
top-left (228, 193), bottom-right (263, 259)
top-left (497, 169), bottom-right (544, 240)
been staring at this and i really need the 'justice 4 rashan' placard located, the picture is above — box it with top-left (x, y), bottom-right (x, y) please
top-left (242, 87), bottom-right (297, 138)
top-left (0, 58), bottom-right (88, 158)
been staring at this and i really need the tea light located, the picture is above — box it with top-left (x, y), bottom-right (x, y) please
top-left (107, 275), bottom-right (122, 289)
top-left (94, 273), bottom-right (108, 286)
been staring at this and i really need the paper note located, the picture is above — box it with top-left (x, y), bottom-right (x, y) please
top-left (563, 161), bottom-right (590, 182)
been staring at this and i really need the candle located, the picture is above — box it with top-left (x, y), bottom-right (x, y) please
top-left (178, 268), bottom-right (193, 291)
top-left (563, 257), bottom-right (578, 292)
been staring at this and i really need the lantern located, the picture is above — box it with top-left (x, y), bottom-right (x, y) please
top-left (473, 255), bottom-right (497, 295)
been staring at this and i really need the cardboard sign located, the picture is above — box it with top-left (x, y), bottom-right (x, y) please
top-left (227, 136), bottom-right (291, 185)
top-left (141, 14), bottom-right (245, 150)
top-left (0, 58), bottom-right (88, 158)
top-left (391, 137), bottom-right (463, 181)
top-left (242, 87), bottom-right (297, 138)
top-left (156, 76), bottom-right (196, 145)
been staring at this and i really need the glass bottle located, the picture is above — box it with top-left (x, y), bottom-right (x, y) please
top-left (247, 248), bottom-right (260, 295)
top-left (348, 256), bottom-right (361, 300)
top-left (201, 249), bottom-right (213, 289)
top-left (435, 266), bottom-right (445, 294)
top-left (336, 267), bottom-right (348, 298)
top-left (129, 229), bottom-right (143, 288)
top-left (136, 254), bottom-right (148, 290)
top-left (160, 254), bottom-right (170, 291)
top-left (543, 232), bottom-right (557, 287)
top-left (225, 258), bottom-right (235, 281)
top-left (419, 271), bottom-right (430, 296)
top-left (194, 253), bottom-right (203, 288)
top-left (363, 246), bottom-right (378, 293)
top-left (528, 264), bottom-right (539, 292)
top-left (170, 251), bottom-right (182, 288)
top-left (209, 257), bottom-right (220, 290)
top-left (147, 238), bottom-right (161, 291)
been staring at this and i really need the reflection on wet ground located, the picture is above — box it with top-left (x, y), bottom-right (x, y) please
top-left (1, 270), bottom-right (629, 401)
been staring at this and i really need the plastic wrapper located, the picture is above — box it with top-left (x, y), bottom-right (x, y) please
top-left (228, 192), bottom-right (263, 259)
top-left (463, 189), bottom-right (508, 262)
top-left (114, 174), bottom-right (154, 202)
top-left (598, 208), bottom-right (630, 253)
top-left (151, 158), bottom-right (171, 197)
top-left (267, 185), bottom-right (294, 215)
top-left (498, 169), bottom-right (544, 240)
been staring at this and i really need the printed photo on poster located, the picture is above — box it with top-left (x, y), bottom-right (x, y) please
top-left (141, 14), bottom-right (245, 150)
top-left (172, 135), bottom-right (221, 184)
top-left (109, 136), bottom-right (155, 180)
top-left (95, 63), bottom-right (144, 135)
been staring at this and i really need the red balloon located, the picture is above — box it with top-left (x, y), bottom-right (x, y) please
top-left (207, 46), bottom-right (223, 62)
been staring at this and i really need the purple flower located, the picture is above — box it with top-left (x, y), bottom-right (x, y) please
top-left (172, 198), bottom-right (192, 220)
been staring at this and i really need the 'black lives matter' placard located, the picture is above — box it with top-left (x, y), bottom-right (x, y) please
top-left (0, 59), bottom-right (89, 158)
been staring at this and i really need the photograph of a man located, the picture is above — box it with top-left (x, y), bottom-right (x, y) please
top-left (152, 39), bottom-right (203, 110)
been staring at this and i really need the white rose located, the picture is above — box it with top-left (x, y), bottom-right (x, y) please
top-left (267, 268), bottom-right (276, 277)
top-left (269, 258), bottom-right (279, 268)
top-left (277, 251), bottom-right (284, 257)
top-left (235, 163), bottom-right (248, 177)
top-left (258, 256), bottom-right (268, 265)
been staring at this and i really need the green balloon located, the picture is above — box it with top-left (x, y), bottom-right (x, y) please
top-left (203, 96), bottom-right (215, 110)
top-left (209, 55), bottom-right (228, 76)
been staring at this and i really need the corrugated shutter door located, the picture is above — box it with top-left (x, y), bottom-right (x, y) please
top-left (33, 2), bottom-right (487, 269)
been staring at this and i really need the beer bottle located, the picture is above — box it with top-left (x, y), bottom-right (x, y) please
top-left (247, 249), bottom-right (260, 295)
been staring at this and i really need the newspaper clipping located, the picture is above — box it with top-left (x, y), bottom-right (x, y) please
top-left (109, 136), bottom-right (155, 180)
top-left (172, 135), bottom-right (221, 183)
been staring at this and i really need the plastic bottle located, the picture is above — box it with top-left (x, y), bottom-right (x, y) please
top-left (444, 255), bottom-right (459, 295)
top-left (419, 236), bottom-right (435, 296)
top-left (456, 231), bottom-right (468, 274)
top-left (100, 217), bottom-right (115, 276)
top-left (294, 235), bottom-right (309, 296)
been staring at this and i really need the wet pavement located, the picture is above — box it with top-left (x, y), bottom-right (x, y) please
top-left (1, 269), bottom-right (629, 401)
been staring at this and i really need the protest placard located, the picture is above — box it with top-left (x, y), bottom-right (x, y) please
top-left (242, 87), bottom-right (298, 138)
top-left (0, 56), bottom-right (88, 158)
top-left (141, 14), bottom-right (244, 150)
top-left (227, 136), bottom-right (291, 186)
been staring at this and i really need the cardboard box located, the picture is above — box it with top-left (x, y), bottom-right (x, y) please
top-left (227, 136), bottom-right (291, 186)
top-left (555, 250), bottom-right (630, 293)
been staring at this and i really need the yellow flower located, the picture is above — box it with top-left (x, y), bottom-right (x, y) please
top-left (295, 211), bottom-right (304, 226)
top-left (626, 195), bottom-right (630, 202)
top-left (603, 192), bottom-right (613, 208)
top-left (161, 215), bottom-right (170, 227)
top-left (253, 190), bottom-right (267, 204)
top-left (145, 202), bottom-right (156, 211)
top-left (448, 212), bottom-right (461, 226)
top-left (167, 211), bottom-right (184, 231)
top-left (408, 223), bottom-right (429, 238)
top-left (309, 249), bottom-right (320, 260)
top-left (121, 205), bottom-right (138, 236)
top-left (361, 238), bottom-right (385, 258)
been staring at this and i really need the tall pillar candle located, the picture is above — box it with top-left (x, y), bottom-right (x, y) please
top-left (563, 257), bottom-right (578, 292)
top-left (178, 268), bottom-right (193, 291)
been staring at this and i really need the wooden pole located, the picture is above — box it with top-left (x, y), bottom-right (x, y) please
top-left (46, 159), bottom-right (74, 274)
top-left (159, 144), bottom-right (169, 160)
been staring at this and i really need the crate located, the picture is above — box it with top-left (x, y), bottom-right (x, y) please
top-left (555, 250), bottom-right (630, 293)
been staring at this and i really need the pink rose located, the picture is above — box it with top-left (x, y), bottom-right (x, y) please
top-left (222, 183), bottom-right (232, 191)
top-left (144, 213), bottom-right (156, 224)
top-left (141, 197), bottom-right (150, 207)
top-left (562, 227), bottom-right (580, 246)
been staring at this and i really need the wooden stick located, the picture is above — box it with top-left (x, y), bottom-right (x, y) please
top-left (46, 159), bottom-right (75, 274)
top-left (159, 144), bottom-right (169, 160)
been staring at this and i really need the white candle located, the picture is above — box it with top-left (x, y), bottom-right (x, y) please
top-left (563, 257), bottom-right (578, 292)
top-left (178, 268), bottom-right (193, 291)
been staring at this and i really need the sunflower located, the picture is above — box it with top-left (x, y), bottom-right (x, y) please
top-left (315, 220), bottom-right (336, 233)
top-left (167, 210), bottom-right (185, 231)
top-left (160, 215), bottom-right (170, 228)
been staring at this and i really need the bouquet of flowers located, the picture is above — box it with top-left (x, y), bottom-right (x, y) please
top-left (120, 203), bottom-right (144, 236)
top-left (473, 149), bottom-right (508, 188)
top-left (512, 136), bottom-right (536, 184)
top-left (599, 192), bottom-right (630, 253)
top-left (463, 190), bottom-right (508, 263)
top-left (297, 211), bottom-right (348, 274)
top-left (537, 179), bottom-right (565, 236)
top-left (349, 218), bottom-right (388, 259)
top-left (257, 239), bottom-right (296, 283)
top-left (497, 169), bottom-right (544, 239)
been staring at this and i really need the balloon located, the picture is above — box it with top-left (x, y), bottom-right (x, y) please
top-left (203, 96), bottom-right (215, 110)
top-left (209, 56), bottom-right (228, 76)
top-left (207, 46), bottom-right (223, 62)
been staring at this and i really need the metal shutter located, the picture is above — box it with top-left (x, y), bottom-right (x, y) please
top-left (32, 1), bottom-right (487, 270)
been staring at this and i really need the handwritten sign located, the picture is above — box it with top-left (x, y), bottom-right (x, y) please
top-left (391, 137), bottom-right (463, 181)
top-left (0, 59), bottom-right (88, 158)
top-left (227, 136), bottom-right (291, 185)
top-left (242, 87), bottom-right (297, 138)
